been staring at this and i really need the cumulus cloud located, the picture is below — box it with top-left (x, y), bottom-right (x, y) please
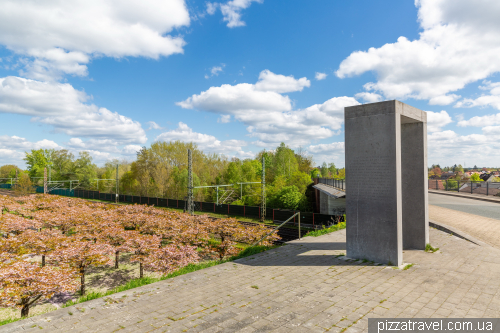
top-left (457, 113), bottom-right (500, 127)
top-left (0, 135), bottom-right (60, 150)
top-left (315, 72), bottom-right (327, 81)
top-left (155, 122), bottom-right (253, 158)
top-left (336, 0), bottom-right (500, 104)
top-left (455, 81), bottom-right (500, 110)
top-left (177, 69), bottom-right (358, 147)
top-left (0, 0), bottom-right (190, 80)
top-left (426, 110), bottom-right (453, 132)
top-left (0, 76), bottom-right (147, 144)
top-left (306, 142), bottom-right (345, 167)
top-left (427, 129), bottom-right (500, 166)
top-left (219, 0), bottom-right (263, 28)
top-left (354, 92), bottom-right (382, 103)
top-left (254, 70), bottom-right (310, 93)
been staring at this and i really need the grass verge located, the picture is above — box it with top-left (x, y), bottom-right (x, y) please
top-left (304, 221), bottom-right (346, 237)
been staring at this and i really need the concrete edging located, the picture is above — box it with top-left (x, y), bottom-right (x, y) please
top-left (429, 219), bottom-right (489, 247)
top-left (428, 190), bottom-right (500, 205)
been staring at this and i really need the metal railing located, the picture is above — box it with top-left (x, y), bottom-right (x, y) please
top-left (318, 178), bottom-right (345, 190)
top-left (252, 212), bottom-right (300, 246)
top-left (428, 179), bottom-right (500, 197)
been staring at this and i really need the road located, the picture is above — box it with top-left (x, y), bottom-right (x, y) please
top-left (428, 192), bottom-right (500, 221)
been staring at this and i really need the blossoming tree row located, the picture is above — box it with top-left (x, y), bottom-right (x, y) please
top-left (0, 194), bottom-right (278, 318)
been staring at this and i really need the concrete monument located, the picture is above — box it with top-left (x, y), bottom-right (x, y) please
top-left (344, 100), bottom-right (429, 266)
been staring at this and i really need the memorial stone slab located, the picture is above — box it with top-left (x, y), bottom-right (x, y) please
top-left (344, 100), bottom-right (429, 265)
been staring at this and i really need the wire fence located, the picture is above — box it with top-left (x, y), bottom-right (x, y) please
top-left (0, 184), bottom-right (343, 228)
top-left (428, 179), bottom-right (500, 197)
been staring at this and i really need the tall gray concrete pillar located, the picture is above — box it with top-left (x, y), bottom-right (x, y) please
top-left (344, 100), bottom-right (428, 266)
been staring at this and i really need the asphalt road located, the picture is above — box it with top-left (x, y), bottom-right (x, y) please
top-left (428, 192), bottom-right (500, 220)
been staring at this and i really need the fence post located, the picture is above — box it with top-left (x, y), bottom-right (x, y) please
top-left (273, 209), bottom-right (275, 221)
top-left (471, 182), bottom-right (473, 194)
top-left (298, 211), bottom-right (301, 240)
top-left (313, 212), bottom-right (315, 227)
top-left (487, 182), bottom-right (489, 196)
top-left (445, 180), bottom-right (448, 191)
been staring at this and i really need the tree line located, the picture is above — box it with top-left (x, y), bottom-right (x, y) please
top-left (1, 142), bottom-right (345, 212)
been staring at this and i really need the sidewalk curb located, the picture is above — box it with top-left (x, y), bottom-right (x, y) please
top-left (429, 190), bottom-right (500, 204)
top-left (429, 220), bottom-right (490, 248)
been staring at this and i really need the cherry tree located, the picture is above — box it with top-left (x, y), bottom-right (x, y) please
top-left (206, 217), bottom-right (279, 259)
top-left (0, 213), bottom-right (41, 237)
top-left (50, 241), bottom-right (115, 295)
top-left (0, 261), bottom-right (78, 317)
top-left (143, 244), bottom-right (199, 275)
top-left (19, 229), bottom-right (67, 267)
top-left (128, 234), bottom-right (161, 278)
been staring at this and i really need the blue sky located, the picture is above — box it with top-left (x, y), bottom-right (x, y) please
top-left (1, 0), bottom-right (500, 168)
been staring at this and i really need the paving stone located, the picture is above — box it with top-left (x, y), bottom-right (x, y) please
top-left (2, 222), bottom-right (500, 333)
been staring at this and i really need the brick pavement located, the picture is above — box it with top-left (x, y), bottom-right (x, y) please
top-left (429, 204), bottom-right (500, 249)
top-left (4, 225), bottom-right (500, 333)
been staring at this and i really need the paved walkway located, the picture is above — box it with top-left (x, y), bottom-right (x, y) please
top-left (429, 204), bottom-right (500, 249)
top-left (4, 225), bottom-right (500, 333)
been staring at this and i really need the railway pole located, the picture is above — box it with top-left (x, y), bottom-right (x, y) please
top-left (260, 155), bottom-right (266, 222)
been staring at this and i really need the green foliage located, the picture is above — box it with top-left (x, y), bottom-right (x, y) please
top-left (305, 221), bottom-right (346, 237)
top-left (310, 169), bottom-right (320, 179)
top-left (470, 173), bottom-right (483, 182)
top-left (425, 244), bottom-right (439, 253)
top-left (24, 149), bottom-right (55, 178)
top-left (13, 173), bottom-right (35, 196)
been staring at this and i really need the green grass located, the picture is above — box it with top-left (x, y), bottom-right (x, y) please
top-left (403, 264), bottom-right (414, 270)
top-left (425, 244), bottom-right (439, 253)
top-left (61, 245), bottom-right (276, 308)
top-left (304, 221), bottom-right (346, 237)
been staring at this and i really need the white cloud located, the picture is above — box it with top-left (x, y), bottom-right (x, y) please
top-left (219, 0), bottom-right (263, 28)
top-left (155, 122), bottom-right (252, 157)
top-left (0, 76), bottom-right (147, 144)
top-left (147, 121), bottom-right (163, 130)
top-left (123, 145), bottom-right (143, 155)
top-left (354, 92), bottom-right (382, 103)
top-left (178, 70), bottom-right (359, 147)
top-left (315, 72), bottom-right (327, 81)
top-left (455, 81), bottom-right (500, 110)
top-left (427, 129), bottom-right (500, 166)
top-left (206, 2), bottom-right (218, 15)
top-left (254, 70), bottom-right (310, 93)
top-left (177, 83), bottom-right (292, 113)
top-left (426, 110), bottom-right (453, 132)
top-left (0, 0), bottom-right (190, 80)
top-left (0, 135), bottom-right (60, 150)
top-left (0, 149), bottom-right (25, 165)
top-left (336, 0), bottom-right (500, 104)
top-left (457, 113), bottom-right (500, 127)
top-left (306, 142), bottom-right (345, 167)
top-left (206, 64), bottom-right (226, 79)
top-left (218, 115), bottom-right (231, 123)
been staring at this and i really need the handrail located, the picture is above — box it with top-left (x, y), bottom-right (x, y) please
top-left (252, 212), bottom-right (301, 247)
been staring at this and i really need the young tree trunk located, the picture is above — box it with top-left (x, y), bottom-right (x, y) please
top-left (21, 303), bottom-right (30, 317)
top-left (41, 255), bottom-right (45, 267)
top-left (80, 266), bottom-right (85, 295)
top-left (115, 251), bottom-right (119, 269)
top-left (140, 262), bottom-right (143, 278)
